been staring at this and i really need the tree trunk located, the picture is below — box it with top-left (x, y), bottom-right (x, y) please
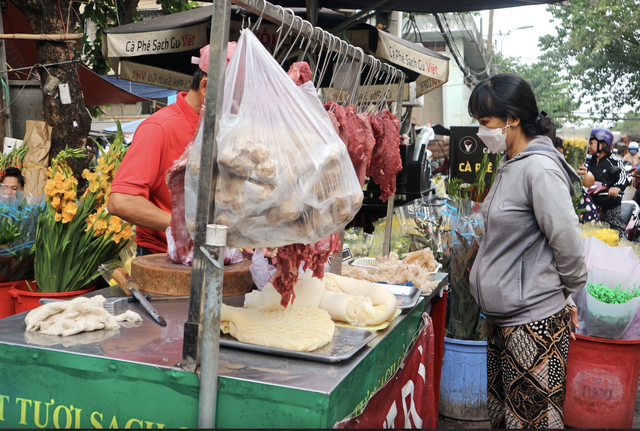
top-left (9, 0), bottom-right (91, 176)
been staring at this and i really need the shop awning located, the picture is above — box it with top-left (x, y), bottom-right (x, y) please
top-left (100, 76), bottom-right (178, 99)
top-left (78, 64), bottom-right (148, 105)
top-left (103, 6), bottom-right (449, 96)
top-left (196, 0), bottom-right (562, 13)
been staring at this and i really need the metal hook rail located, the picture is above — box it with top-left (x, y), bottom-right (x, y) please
top-left (234, 0), bottom-right (404, 93)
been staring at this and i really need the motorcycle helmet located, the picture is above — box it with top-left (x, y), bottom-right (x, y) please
top-left (629, 141), bottom-right (639, 155)
top-left (590, 128), bottom-right (614, 147)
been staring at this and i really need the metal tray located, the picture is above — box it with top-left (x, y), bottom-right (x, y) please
top-left (220, 326), bottom-right (377, 363)
top-left (422, 272), bottom-right (449, 300)
top-left (384, 284), bottom-right (422, 312)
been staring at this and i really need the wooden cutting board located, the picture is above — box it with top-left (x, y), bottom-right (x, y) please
top-left (130, 253), bottom-right (254, 296)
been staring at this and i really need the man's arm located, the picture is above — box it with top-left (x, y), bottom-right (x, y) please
top-left (108, 193), bottom-right (171, 232)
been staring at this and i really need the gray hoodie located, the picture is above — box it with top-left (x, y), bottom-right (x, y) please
top-left (469, 136), bottom-right (588, 327)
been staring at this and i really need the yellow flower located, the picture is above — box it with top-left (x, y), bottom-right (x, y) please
top-left (113, 225), bottom-right (133, 244)
top-left (94, 219), bottom-right (108, 233)
top-left (54, 212), bottom-right (62, 222)
top-left (51, 196), bottom-right (61, 209)
top-left (108, 216), bottom-right (123, 234)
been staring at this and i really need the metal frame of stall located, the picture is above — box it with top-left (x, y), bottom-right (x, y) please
top-left (181, 0), bottom-right (405, 426)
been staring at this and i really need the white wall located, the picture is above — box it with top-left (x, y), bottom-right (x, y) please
top-left (442, 37), bottom-right (475, 128)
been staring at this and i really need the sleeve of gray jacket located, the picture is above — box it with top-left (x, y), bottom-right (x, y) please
top-left (531, 169), bottom-right (588, 294)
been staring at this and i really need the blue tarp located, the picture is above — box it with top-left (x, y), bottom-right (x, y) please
top-left (101, 76), bottom-right (177, 100)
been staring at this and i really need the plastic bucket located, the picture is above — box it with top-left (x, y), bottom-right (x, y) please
top-left (8, 283), bottom-right (95, 314)
top-left (564, 333), bottom-right (640, 429)
top-left (439, 337), bottom-right (489, 421)
top-left (0, 280), bottom-right (26, 318)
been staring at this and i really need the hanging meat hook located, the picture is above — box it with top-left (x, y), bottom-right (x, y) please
top-left (273, 8), bottom-right (295, 58)
top-left (324, 38), bottom-right (348, 105)
top-left (334, 45), bottom-right (357, 106)
top-left (249, 0), bottom-right (267, 32)
top-left (280, 15), bottom-right (305, 66)
top-left (316, 33), bottom-right (337, 92)
top-left (312, 30), bottom-right (327, 85)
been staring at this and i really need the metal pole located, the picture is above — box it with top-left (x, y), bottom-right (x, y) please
top-left (487, 9), bottom-right (494, 54)
top-left (198, 224), bottom-right (227, 428)
top-left (181, 0), bottom-right (231, 428)
top-left (382, 71), bottom-right (404, 256)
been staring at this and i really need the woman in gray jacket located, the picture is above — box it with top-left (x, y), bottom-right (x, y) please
top-left (468, 74), bottom-right (587, 429)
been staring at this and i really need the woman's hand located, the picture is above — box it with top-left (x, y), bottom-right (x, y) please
top-left (609, 186), bottom-right (621, 197)
top-left (577, 167), bottom-right (596, 188)
top-left (570, 306), bottom-right (579, 341)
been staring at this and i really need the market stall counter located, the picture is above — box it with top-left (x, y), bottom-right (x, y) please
top-left (0, 286), bottom-right (428, 429)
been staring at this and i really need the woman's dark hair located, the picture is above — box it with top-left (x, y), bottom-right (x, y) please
top-left (554, 136), bottom-right (564, 150)
top-left (468, 73), bottom-right (554, 138)
top-left (190, 68), bottom-right (207, 91)
top-left (0, 167), bottom-right (24, 188)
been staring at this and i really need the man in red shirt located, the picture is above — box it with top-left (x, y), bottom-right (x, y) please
top-left (108, 43), bottom-right (235, 255)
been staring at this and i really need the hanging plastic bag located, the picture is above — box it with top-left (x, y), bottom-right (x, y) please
top-left (214, 30), bottom-right (363, 248)
top-left (224, 248), bottom-right (244, 265)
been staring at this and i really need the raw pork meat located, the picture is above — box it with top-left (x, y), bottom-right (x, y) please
top-left (343, 105), bottom-right (366, 186)
top-left (324, 102), bottom-right (349, 146)
top-left (272, 233), bottom-right (341, 307)
top-left (270, 65), bottom-right (344, 307)
top-left (287, 62), bottom-right (312, 86)
top-left (369, 110), bottom-right (402, 202)
top-left (357, 112), bottom-right (376, 178)
top-left (165, 142), bottom-right (194, 266)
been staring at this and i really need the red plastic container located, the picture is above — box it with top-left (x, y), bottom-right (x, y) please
top-left (8, 282), bottom-right (95, 314)
top-left (564, 333), bottom-right (640, 429)
top-left (0, 280), bottom-right (25, 318)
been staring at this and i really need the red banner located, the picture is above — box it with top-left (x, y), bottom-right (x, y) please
top-left (335, 313), bottom-right (437, 429)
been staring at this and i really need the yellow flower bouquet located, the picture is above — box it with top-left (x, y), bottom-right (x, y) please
top-left (34, 125), bottom-right (134, 292)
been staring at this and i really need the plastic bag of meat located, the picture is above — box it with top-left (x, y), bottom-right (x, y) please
top-left (214, 30), bottom-right (363, 249)
top-left (184, 111), bottom-right (205, 241)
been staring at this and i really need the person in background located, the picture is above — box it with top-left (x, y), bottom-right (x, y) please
top-left (108, 43), bottom-right (236, 256)
top-left (554, 136), bottom-right (564, 154)
top-left (586, 128), bottom-right (628, 238)
top-left (468, 73), bottom-right (586, 429)
top-left (624, 141), bottom-right (640, 168)
top-left (616, 141), bottom-right (627, 158)
top-left (0, 167), bottom-right (24, 198)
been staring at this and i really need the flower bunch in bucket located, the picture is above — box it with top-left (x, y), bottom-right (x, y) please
top-left (443, 152), bottom-right (502, 341)
top-left (34, 124), bottom-right (134, 293)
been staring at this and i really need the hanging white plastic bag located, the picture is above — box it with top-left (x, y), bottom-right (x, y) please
top-left (214, 30), bottom-right (363, 248)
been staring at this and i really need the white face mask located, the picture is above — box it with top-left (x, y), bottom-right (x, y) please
top-left (477, 119), bottom-right (512, 154)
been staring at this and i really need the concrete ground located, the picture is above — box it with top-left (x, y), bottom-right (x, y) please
top-left (437, 379), bottom-right (640, 429)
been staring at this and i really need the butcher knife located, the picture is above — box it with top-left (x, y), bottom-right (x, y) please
top-left (113, 267), bottom-right (167, 326)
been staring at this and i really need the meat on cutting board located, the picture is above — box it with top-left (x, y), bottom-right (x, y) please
top-left (287, 62), bottom-right (313, 86)
top-left (165, 142), bottom-right (194, 266)
top-left (369, 109), bottom-right (402, 202)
